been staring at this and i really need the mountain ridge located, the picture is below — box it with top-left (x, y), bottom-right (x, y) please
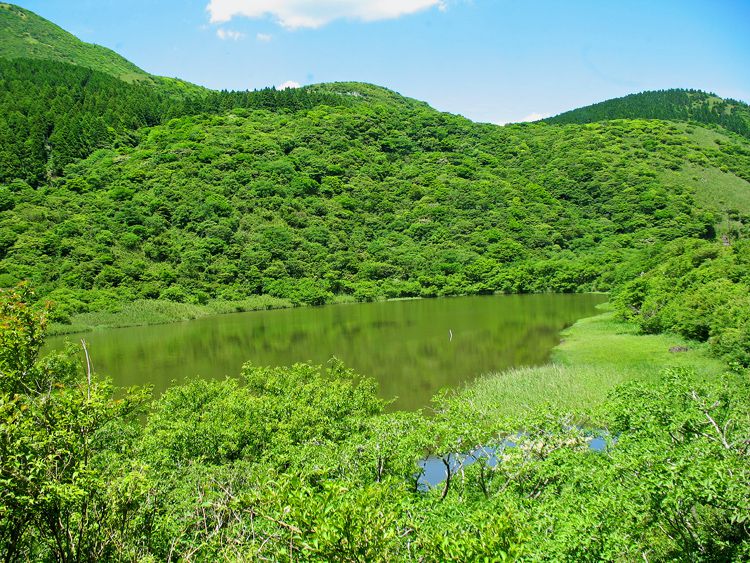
top-left (545, 88), bottom-right (750, 140)
top-left (2, 2), bottom-right (749, 137)
top-left (0, 2), bottom-right (150, 82)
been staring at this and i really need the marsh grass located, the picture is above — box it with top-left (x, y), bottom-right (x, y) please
top-left (47, 293), bottom-right (409, 336)
top-left (48, 295), bottom-right (295, 335)
top-left (458, 310), bottom-right (726, 420)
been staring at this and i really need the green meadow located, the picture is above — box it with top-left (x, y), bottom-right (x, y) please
top-left (458, 308), bottom-right (727, 421)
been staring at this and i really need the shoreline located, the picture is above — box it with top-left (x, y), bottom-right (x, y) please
top-left (47, 290), bottom-right (609, 336)
top-left (453, 310), bottom-right (726, 421)
top-left (47, 295), bottom-right (724, 422)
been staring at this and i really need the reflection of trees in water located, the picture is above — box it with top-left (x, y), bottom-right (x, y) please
top-left (46, 294), bottom-right (606, 410)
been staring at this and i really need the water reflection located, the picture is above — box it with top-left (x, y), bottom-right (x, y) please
top-left (418, 433), bottom-right (611, 489)
top-left (46, 293), bottom-right (606, 410)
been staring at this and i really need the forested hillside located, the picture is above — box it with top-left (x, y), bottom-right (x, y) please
top-left (0, 58), bottom-right (353, 185)
top-left (546, 89), bottom-right (750, 140)
top-left (5, 100), bottom-right (749, 319)
top-left (0, 3), bottom-right (351, 184)
top-left (0, 59), bottom-right (170, 184)
top-left (1, 4), bottom-right (750, 560)
top-left (1, 2), bottom-right (749, 364)
top-left (0, 2), bottom-right (149, 81)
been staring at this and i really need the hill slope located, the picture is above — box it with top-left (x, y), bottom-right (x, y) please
top-left (0, 58), bottom-right (176, 185)
top-left (3, 98), bottom-right (750, 321)
top-left (0, 57), bottom-right (353, 186)
top-left (0, 2), bottom-right (150, 82)
top-left (546, 89), bottom-right (750, 140)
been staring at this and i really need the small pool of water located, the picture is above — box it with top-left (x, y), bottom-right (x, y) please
top-left (418, 433), bottom-right (611, 489)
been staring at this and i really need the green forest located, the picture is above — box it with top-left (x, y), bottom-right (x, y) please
top-left (1, 3), bottom-right (749, 560)
top-left (546, 89), bottom-right (750, 140)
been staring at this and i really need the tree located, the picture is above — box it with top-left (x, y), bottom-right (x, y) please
top-left (0, 286), bottom-right (150, 561)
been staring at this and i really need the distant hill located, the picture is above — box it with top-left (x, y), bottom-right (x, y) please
top-left (0, 2), bottom-right (359, 185)
top-left (0, 56), bottom-right (357, 185)
top-left (0, 2), bottom-right (150, 82)
top-left (546, 89), bottom-right (750, 140)
top-left (0, 58), bottom-right (179, 184)
top-left (0, 2), bottom-right (208, 98)
top-left (4, 98), bottom-right (749, 318)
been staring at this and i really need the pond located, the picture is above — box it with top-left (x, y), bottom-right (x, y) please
top-left (418, 433), bottom-right (610, 489)
top-left (46, 293), bottom-right (606, 410)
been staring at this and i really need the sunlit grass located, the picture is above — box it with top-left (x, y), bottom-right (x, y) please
top-left (458, 309), bottom-right (726, 419)
top-left (48, 295), bottom-right (295, 335)
top-left (661, 162), bottom-right (750, 216)
top-left (553, 311), bottom-right (723, 377)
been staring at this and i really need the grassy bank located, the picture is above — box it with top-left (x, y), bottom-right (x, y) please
top-left (456, 307), bottom-right (726, 420)
top-left (46, 294), bottom-right (371, 335)
top-left (45, 293), bottom-right (454, 335)
top-left (47, 295), bottom-right (297, 335)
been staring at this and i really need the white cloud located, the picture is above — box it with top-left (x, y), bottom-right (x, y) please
top-left (216, 27), bottom-right (245, 40)
top-left (493, 112), bottom-right (550, 126)
top-left (519, 112), bottom-right (548, 122)
top-left (277, 80), bottom-right (301, 90)
top-left (207, 0), bottom-right (446, 29)
top-left (256, 32), bottom-right (272, 42)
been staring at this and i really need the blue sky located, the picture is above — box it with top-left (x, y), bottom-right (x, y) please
top-left (13, 0), bottom-right (750, 124)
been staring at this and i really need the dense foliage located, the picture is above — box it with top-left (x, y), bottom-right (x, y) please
top-left (614, 237), bottom-right (750, 366)
top-left (0, 58), bottom-right (354, 187)
top-left (0, 4), bottom-right (353, 186)
top-left (546, 89), bottom-right (750, 140)
top-left (6, 99), bottom-right (750, 322)
top-left (0, 59), bottom-right (168, 184)
top-left (1, 289), bottom-right (748, 560)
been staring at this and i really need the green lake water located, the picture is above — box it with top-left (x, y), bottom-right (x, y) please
top-left (46, 293), bottom-right (606, 410)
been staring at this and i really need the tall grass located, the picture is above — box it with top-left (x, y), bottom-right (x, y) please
top-left (456, 311), bottom-right (726, 420)
top-left (48, 295), bottom-right (294, 335)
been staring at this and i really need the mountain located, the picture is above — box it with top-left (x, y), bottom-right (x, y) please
top-left (0, 2), bottom-right (208, 99)
top-left (0, 5), bottom-right (749, 335)
top-left (0, 3), bottom-right (357, 186)
top-left (546, 88), bottom-right (750, 139)
top-left (0, 56), bottom-right (358, 186)
top-left (0, 58), bottom-right (177, 185)
top-left (0, 2), bottom-right (150, 82)
top-left (0, 3), bottom-right (204, 184)
top-left (3, 92), bottom-right (749, 322)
